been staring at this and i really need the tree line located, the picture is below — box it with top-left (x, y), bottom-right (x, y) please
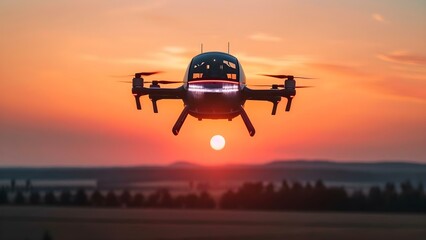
top-left (0, 188), bottom-right (215, 209)
top-left (1, 180), bottom-right (425, 213)
top-left (221, 180), bottom-right (426, 212)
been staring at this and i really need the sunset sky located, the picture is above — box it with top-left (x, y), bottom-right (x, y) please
top-left (1, 0), bottom-right (425, 166)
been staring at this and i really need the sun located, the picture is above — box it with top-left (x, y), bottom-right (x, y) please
top-left (210, 135), bottom-right (225, 151)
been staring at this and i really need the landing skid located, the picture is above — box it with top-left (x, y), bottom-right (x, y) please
top-left (239, 106), bottom-right (255, 137)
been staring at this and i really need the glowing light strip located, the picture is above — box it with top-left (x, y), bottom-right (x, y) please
top-left (189, 80), bottom-right (239, 84)
top-left (188, 84), bottom-right (239, 93)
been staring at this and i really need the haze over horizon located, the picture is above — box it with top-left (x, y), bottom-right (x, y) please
top-left (1, 0), bottom-right (425, 166)
top-left (2, 159), bottom-right (426, 168)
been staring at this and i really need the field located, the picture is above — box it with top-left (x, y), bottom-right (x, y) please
top-left (1, 207), bottom-right (425, 240)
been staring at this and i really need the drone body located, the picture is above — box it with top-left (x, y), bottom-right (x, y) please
top-left (131, 51), bottom-right (309, 136)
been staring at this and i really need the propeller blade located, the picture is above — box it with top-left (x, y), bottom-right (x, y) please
top-left (146, 80), bottom-right (183, 84)
top-left (135, 71), bottom-right (162, 77)
top-left (259, 74), bottom-right (316, 80)
top-left (249, 84), bottom-right (313, 88)
top-left (111, 75), bottom-right (135, 78)
top-left (118, 80), bottom-right (183, 84)
top-left (111, 71), bottom-right (163, 78)
top-left (259, 74), bottom-right (292, 79)
top-left (249, 84), bottom-right (281, 87)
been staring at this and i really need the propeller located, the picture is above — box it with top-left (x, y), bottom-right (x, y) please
top-left (249, 84), bottom-right (313, 88)
top-left (111, 71), bottom-right (163, 78)
top-left (148, 80), bottom-right (183, 85)
top-left (259, 74), bottom-right (316, 80)
top-left (134, 71), bottom-right (162, 78)
top-left (119, 80), bottom-right (183, 85)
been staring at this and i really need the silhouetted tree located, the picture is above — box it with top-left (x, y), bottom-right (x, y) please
top-left (25, 179), bottom-right (32, 191)
top-left (383, 182), bottom-right (398, 211)
top-left (219, 180), bottom-right (426, 213)
top-left (276, 180), bottom-right (291, 210)
top-left (29, 191), bottom-right (41, 205)
top-left (0, 188), bottom-right (9, 205)
top-left (44, 191), bottom-right (56, 205)
top-left (131, 193), bottom-right (145, 207)
top-left (74, 189), bottom-right (88, 206)
top-left (262, 183), bottom-right (276, 209)
top-left (348, 190), bottom-right (367, 211)
top-left (288, 181), bottom-right (304, 210)
top-left (175, 195), bottom-right (189, 209)
top-left (120, 190), bottom-right (132, 207)
top-left (105, 191), bottom-right (119, 207)
top-left (238, 182), bottom-right (265, 209)
top-left (59, 190), bottom-right (72, 206)
top-left (314, 179), bottom-right (326, 190)
top-left (146, 191), bottom-right (161, 208)
top-left (220, 190), bottom-right (238, 209)
top-left (197, 191), bottom-right (215, 209)
top-left (367, 186), bottom-right (384, 211)
top-left (311, 180), bottom-right (327, 210)
top-left (398, 181), bottom-right (424, 212)
top-left (325, 187), bottom-right (348, 210)
top-left (91, 190), bottom-right (104, 206)
top-left (301, 182), bottom-right (314, 210)
top-left (7, 179), bottom-right (422, 212)
top-left (157, 189), bottom-right (174, 208)
top-left (11, 179), bottom-right (16, 191)
top-left (417, 183), bottom-right (426, 212)
top-left (14, 191), bottom-right (26, 205)
top-left (183, 193), bottom-right (198, 208)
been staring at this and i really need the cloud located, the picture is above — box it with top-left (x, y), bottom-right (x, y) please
top-left (163, 46), bottom-right (187, 54)
top-left (365, 77), bottom-right (426, 102)
top-left (81, 46), bottom-right (190, 69)
top-left (377, 51), bottom-right (426, 66)
top-left (309, 61), bottom-right (425, 101)
top-left (249, 33), bottom-right (282, 42)
top-left (307, 63), bottom-right (367, 77)
top-left (372, 13), bottom-right (385, 23)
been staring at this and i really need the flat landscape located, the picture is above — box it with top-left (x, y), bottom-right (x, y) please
top-left (1, 207), bottom-right (425, 240)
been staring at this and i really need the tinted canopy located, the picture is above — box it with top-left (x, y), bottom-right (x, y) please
top-left (188, 52), bottom-right (239, 81)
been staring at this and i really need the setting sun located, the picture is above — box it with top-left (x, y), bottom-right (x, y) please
top-left (210, 135), bottom-right (225, 151)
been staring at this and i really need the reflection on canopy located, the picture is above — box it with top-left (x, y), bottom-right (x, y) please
top-left (189, 52), bottom-right (239, 81)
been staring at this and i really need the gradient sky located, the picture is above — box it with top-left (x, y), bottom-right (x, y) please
top-left (1, 0), bottom-right (425, 166)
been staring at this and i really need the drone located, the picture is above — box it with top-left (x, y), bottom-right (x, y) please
top-left (129, 51), bottom-right (312, 136)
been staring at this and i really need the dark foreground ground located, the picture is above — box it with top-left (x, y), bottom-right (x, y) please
top-left (1, 207), bottom-right (425, 240)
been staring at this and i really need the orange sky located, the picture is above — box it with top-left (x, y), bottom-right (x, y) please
top-left (1, 0), bottom-right (425, 166)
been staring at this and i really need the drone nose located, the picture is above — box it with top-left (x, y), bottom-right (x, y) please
top-left (188, 81), bottom-right (239, 93)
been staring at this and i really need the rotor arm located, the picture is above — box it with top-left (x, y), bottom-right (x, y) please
top-left (132, 86), bottom-right (186, 97)
top-left (242, 86), bottom-right (294, 99)
top-left (132, 86), bottom-right (186, 112)
top-left (242, 86), bottom-right (295, 114)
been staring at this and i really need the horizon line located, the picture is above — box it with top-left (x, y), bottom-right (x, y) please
top-left (0, 159), bottom-right (425, 168)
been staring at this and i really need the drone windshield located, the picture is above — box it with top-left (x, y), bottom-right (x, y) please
top-left (189, 52), bottom-right (239, 82)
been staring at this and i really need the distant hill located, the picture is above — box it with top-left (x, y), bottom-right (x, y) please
top-left (264, 160), bottom-right (426, 172)
top-left (168, 161), bottom-right (201, 168)
top-left (1, 160), bottom-right (426, 187)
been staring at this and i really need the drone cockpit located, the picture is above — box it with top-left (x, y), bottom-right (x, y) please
top-left (188, 52), bottom-right (239, 82)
